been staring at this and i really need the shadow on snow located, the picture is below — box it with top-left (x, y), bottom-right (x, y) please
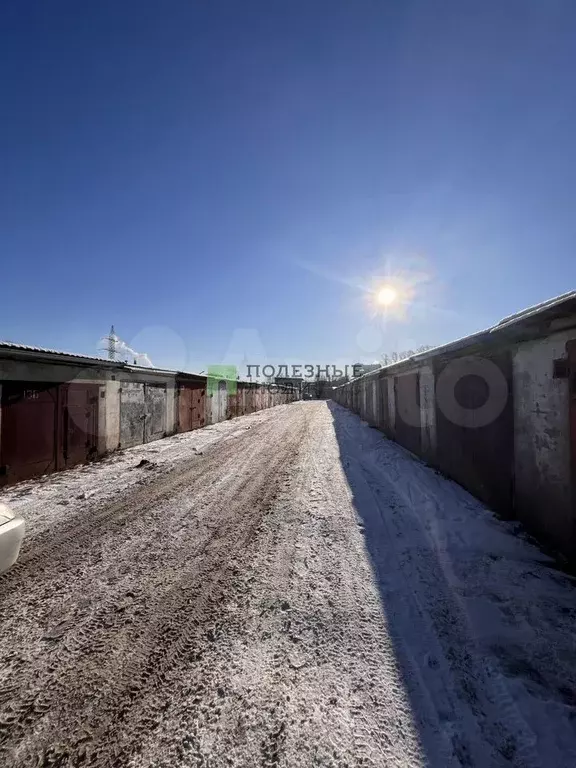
top-left (326, 400), bottom-right (576, 768)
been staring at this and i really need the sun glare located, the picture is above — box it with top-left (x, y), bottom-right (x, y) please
top-left (376, 285), bottom-right (398, 307)
top-left (364, 258), bottom-right (432, 320)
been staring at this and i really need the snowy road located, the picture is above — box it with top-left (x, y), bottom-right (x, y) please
top-left (1, 401), bottom-right (576, 767)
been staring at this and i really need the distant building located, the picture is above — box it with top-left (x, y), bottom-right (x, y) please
top-left (274, 376), bottom-right (303, 392)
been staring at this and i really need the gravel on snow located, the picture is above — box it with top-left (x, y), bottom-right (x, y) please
top-left (0, 401), bottom-right (575, 767)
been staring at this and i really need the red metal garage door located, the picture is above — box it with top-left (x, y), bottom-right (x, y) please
top-left (0, 383), bottom-right (59, 483)
top-left (0, 382), bottom-right (99, 485)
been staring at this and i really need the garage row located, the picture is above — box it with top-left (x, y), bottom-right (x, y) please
top-left (332, 292), bottom-right (576, 561)
top-left (0, 343), bottom-right (298, 487)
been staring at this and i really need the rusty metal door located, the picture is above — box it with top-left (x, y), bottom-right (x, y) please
top-left (144, 384), bottom-right (167, 442)
top-left (178, 386), bottom-right (193, 433)
top-left (227, 392), bottom-right (239, 420)
top-left (236, 386), bottom-right (245, 416)
top-left (61, 383), bottom-right (99, 468)
top-left (120, 382), bottom-right (145, 448)
top-left (0, 382), bottom-right (59, 483)
top-left (191, 387), bottom-right (206, 429)
top-left (178, 384), bottom-right (205, 432)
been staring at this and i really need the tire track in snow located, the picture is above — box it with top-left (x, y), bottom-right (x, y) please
top-left (2, 402), bottom-right (574, 767)
top-left (0, 406), bottom-right (308, 766)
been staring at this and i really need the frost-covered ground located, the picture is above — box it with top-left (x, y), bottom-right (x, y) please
top-left (329, 401), bottom-right (576, 766)
top-left (1, 403), bottom-right (294, 541)
top-left (0, 400), bottom-right (575, 767)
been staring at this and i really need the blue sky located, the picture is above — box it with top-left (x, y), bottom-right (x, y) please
top-left (2, 0), bottom-right (575, 372)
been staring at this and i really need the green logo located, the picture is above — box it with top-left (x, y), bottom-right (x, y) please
top-left (207, 365), bottom-right (238, 395)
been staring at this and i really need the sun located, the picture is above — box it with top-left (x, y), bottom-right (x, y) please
top-left (376, 285), bottom-right (398, 307)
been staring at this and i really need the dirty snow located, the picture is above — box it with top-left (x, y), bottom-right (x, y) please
top-left (1, 404), bottom-right (294, 541)
top-left (0, 400), bottom-right (575, 767)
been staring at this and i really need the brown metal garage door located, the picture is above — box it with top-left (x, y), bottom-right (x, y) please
top-left (0, 381), bottom-right (99, 484)
top-left (434, 351), bottom-right (513, 515)
top-left (62, 383), bottom-right (99, 468)
top-left (178, 384), bottom-right (206, 433)
top-left (0, 383), bottom-right (59, 483)
top-left (394, 372), bottom-right (421, 456)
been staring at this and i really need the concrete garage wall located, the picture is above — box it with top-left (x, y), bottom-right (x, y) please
top-left (513, 330), bottom-right (576, 551)
top-left (0, 359), bottom-right (110, 385)
top-left (103, 379), bottom-right (121, 452)
top-left (330, 295), bottom-right (576, 560)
